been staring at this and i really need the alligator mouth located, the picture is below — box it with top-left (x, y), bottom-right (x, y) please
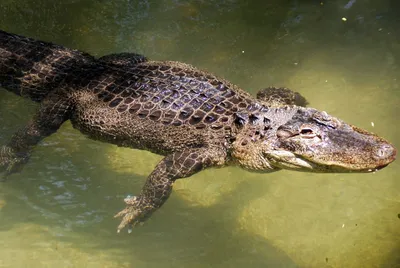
top-left (290, 139), bottom-right (397, 173)
top-left (302, 156), bottom-right (396, 173)
top-left (282, 151), bottom-right (397, 173)
top-left (265, 150), bottom-right (393, 173)
top-left (364, 163), bottom-right (389, 172)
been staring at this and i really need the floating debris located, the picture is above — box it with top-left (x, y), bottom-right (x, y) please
top-left (344, 0), bottom-right (356, 9)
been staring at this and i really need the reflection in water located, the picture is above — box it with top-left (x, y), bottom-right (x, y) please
top-left (0, 0), bottom-right (399, 267)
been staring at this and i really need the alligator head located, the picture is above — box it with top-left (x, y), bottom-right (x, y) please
top-left (232, 106), bottom-right (396, 173)
top-left (264, 107), bottom-right (397, 172)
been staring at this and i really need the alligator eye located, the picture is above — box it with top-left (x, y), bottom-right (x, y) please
top-left (299, 128), bottom-right (316, 138)
top-left (300, 128), bottom-right (313, 135)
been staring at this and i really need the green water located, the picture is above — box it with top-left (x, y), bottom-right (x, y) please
top-left (0, 1), bottom-right (399, 267)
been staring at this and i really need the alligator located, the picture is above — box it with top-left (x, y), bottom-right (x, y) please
top-left (0, 30), bottom-right (396, 233)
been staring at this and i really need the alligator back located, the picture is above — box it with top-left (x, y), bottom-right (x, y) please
top-left (70, 60), bottom-right (261, 155)
top-left (0, 30), bottom-right (95, 102)
top-left (0, 29), bottom-right (261, 154)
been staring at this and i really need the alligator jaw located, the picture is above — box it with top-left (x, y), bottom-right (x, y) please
top-left (265, 147), bottom-right (396, 173)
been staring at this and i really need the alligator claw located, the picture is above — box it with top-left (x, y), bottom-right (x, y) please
top-left (115, 208), bottom-right (141, 232)
top-left (114, 195), bottom-right (150, 233)
top-left (117, 225), bottom-right (133, 234)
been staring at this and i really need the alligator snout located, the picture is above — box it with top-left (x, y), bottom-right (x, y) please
top-left (373, 143), bottom-right (397, 164)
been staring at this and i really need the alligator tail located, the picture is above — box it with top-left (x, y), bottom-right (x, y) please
top-left (0, 30), bottom-right (96, 102)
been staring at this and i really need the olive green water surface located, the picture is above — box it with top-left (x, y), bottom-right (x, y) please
top-left (0, 1), bottom-right (399, 267)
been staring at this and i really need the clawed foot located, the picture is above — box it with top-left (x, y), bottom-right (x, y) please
top-left (114, 195), bottom-right (153, 233)
top-left (0, 146), bottom-right (28, 178)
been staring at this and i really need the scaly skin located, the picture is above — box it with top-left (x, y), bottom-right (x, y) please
top-left (0, 30), bottom-right (397, 233)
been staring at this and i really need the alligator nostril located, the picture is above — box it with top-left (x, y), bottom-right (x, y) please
top-left (374, 144), bottom-right (396, 161)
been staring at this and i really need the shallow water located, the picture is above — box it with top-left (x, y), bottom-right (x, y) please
top-left (0, 0), bottom-right (399, 267)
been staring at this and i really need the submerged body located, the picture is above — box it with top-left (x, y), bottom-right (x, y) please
top-left (0, 30), bottom-right (396, 232)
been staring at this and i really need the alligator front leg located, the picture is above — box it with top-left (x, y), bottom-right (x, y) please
top-left (0, 92), bottom-right (72, 176)
top-left (115, 147), bottom-right (227, 233)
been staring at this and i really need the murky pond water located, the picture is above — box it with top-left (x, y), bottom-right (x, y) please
top-left (0, 0), bottom-right (399, 267)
